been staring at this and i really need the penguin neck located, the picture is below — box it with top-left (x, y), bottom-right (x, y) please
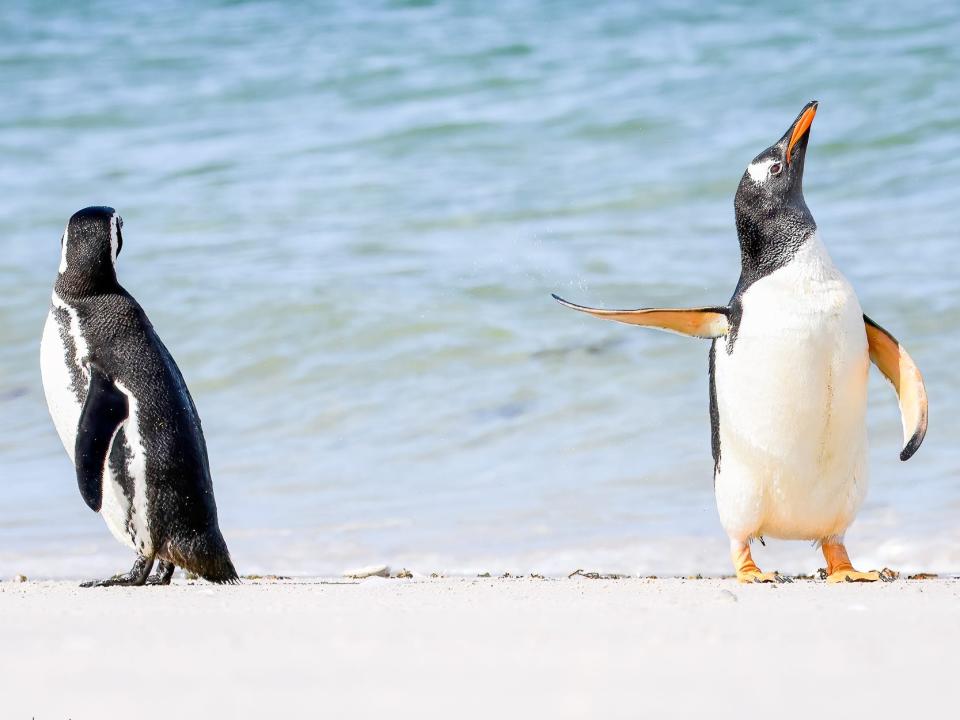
top-left (734, 201), bottom-right (817, 287)
top-left (55, 262), bottom-right (120, 299)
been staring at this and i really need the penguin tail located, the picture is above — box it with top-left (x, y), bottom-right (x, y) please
top-left (165, 529), bottom-right (239, 585)
top-left (195, 551), bottom-right (240, 585)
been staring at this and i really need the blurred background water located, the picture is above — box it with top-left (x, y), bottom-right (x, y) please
top-left (1, 0), bottom-right (958, 578)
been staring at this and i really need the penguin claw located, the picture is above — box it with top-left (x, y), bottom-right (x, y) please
top-left (79, 556), bottom-right (153, 588)
top-left (80, 576), bottom-right (144, 588)
top-left (740, 571), bottom-right (779, 584)
top-left (825, 568), bottom-right (893, 584)
top-left (144, 575), bottom-right (171, 586)
top-left (144, 560), bottom-right (176, 586)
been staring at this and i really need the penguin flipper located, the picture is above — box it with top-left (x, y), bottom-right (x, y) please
top-left (552, 294), bottom-right (728, 339)
top-left (75, 364), bottom-right (129, 512)
top-left (863, 315), bottom-right (928, 461)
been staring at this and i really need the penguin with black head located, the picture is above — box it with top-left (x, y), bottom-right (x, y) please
top-left (555, 102), bottom-right (927, 583)
top-left (41, 207), bottom-right (238, 586)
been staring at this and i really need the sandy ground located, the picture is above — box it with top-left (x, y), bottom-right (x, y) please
top-left (1, 575), bottom-right (957, 719)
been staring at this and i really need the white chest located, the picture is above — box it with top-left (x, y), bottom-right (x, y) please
top-left (738, 238), bottom-right (863, 340)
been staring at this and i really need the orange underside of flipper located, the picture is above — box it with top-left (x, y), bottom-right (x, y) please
top-left (552, 294), bottom-right (728, 339)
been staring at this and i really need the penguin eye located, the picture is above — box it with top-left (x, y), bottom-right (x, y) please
top-left (769, 162), bottom-right (783, 176)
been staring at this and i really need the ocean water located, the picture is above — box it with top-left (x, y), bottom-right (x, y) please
top-left (1, 1), bottom-right (958, 579)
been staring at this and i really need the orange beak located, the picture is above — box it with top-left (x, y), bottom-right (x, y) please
top-left (786, 103), bottom-right (817, 165)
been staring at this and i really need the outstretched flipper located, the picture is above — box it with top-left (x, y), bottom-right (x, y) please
top-left (864, 315), bottom-right (928, 461)
top-left (75, 363), bottom-right (129, 512)
top-left (551, 294), bottom-right (729, 339)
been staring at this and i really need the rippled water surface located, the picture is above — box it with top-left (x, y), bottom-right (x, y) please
top-left (1, 1), bottom-right (959, 577)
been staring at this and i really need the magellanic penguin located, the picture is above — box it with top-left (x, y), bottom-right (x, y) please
top-left (554, 101), bottom-right (928, 583)
top-left (40, 207), bottom-right (238, 587)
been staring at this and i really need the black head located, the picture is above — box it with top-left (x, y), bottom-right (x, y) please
top-left (57, 206), bottom-right (124, 295)
top-left (733, 101), bottom-right (819, 278)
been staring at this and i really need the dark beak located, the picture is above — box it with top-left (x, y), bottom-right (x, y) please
top-left (784, 100), bottom-right (818, 165)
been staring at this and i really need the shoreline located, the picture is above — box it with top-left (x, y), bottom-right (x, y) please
top-left (7, 526), bottom-right (960, 582)
top-left (3, 576), bottom-right (957, 718)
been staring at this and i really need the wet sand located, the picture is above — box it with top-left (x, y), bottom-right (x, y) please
top-left (2, 576), bottom-right (956, 719)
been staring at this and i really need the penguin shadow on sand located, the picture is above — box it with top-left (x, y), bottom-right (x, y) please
top-left (554, 101), bottom-right (927, 583)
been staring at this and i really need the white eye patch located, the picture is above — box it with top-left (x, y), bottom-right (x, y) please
top-left (58, 224), bottom-right (70, 274)
top-left (747, 158), bottom-right (778, 184)
top-left (109, 213), bottom-right (120, 263)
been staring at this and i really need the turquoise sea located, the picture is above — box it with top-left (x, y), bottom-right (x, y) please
top-left (1, 1), bottom-right (958, 578)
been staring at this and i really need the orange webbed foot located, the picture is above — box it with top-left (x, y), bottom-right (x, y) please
top-left (821, 541), bottom-right (898, 584)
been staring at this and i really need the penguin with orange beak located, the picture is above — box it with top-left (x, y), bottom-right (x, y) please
top-left (555, 101), bottom-right (927, 582)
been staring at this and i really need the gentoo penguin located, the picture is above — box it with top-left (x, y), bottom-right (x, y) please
top-left (554, 101), bottom-right (928, 583)
top-left (40, 207), bottom-right (238, 586)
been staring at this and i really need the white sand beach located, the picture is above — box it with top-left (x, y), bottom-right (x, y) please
top-left (2, 575), bottom-right (956, 719)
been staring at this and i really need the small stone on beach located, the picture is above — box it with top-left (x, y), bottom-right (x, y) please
top-left (360, 575), bottom-right (392, 586)
top-left (344, 564), bottom-right (390, 579)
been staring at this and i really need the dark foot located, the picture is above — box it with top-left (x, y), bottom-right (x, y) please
top-left (80, 555), bottom-right (154, 588)
top-left (145, 560), bottom-right (176, 586)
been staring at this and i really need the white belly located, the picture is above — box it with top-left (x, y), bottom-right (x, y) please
top-left (713, 235), bottom-right (870, 542)
top-left (40, 296), bottom-right (140, 552)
